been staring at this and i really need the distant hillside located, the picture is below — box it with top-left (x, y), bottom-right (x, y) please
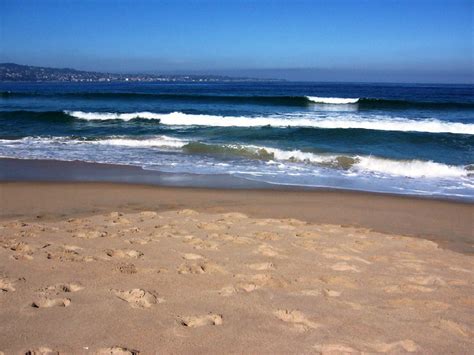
top-left (0, 63), bottom-right (281, 83)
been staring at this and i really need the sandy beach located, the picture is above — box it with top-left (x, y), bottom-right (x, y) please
top-left (0, 181), bottom-right (473, 354)
top-left (2, 0), bottom-right (473, 353)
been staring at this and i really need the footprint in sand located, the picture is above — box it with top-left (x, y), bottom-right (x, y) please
top-left (449, 266), bottom-right (473, 273)
top-left (177, 261), bottom-right (226, 275)
top-left (313, 344), bottom-right (360, 354)
top-left (323, 253), bottom-right (372, 265)
top-left (320, 275), bottom-right (358, 289)
top-left (176, 209), bottom-right (199, 216)
top-left (111, 289), bottom-right (163, 309)
top-left (298, 289), bottom-right (341, 297)
top-left (383, 284), bottom-right (434, 293)
top-left (255, 244), bottom-right (285, 258)
top-left (184, 237), bottom-right (219, 250)
top-left (323, 289), bottom-right (342, 297)
top-left (274, 309), bottom-right (319, 332)
top-left (8, 241), bottom-right (35, 260)
top-left (46, 245), bottom-right (95, 262)
top-left (96, 346), bottom-right (140, 355)
top-left (179, 313), bottom-right (223, 327)
top-left (369, 340), bottom-right (420, 353)
top-left (10, 253), bottom-right (34, 261)
top-left (297, 289), bottom-right (321, 297)
top-left (140, 210), bottom-right (157, 218)
top-left (106, 249), bottom-right (143, 259)
top-left (41, 282), bottom-right (84, 294)
top-left (73, 230), bottom-right (108, 239)
top-left (330, 262), bottom-right (361, 273)
top-left (24, 347), bottom-right (59, 355)
top-left (295, 231), bottom-right (320, 239)
top-left (218, 286), bottom-right (239, 296)
top-left (123, 227), bottom-right (141, 235)
top-left (254, 231), bottom-right (281, 241)
top-left (406, 275), bottom-right (446, 287)
top-left (215, 234), bottom-right (255, 245)
top-left (125, 238), bottom-right (151, 245)
top-left (283, 218), bottom-right (307, 227)
top-left (112, 217), bottom-right (131, 225)
top-left (235, 273), bottom-right (289, 293)
top-left (109, 211), bottom-right (123, 218)
top-left (247, 262), bottom-right (275, 271)
top-left (196, 222), bottom-right (225, 231)
top-left (0, 277), bottom-right (15, 292)
top-left (292, 239), bottom-right (319, 251)
top-left (220, 212), bottom-right (248, 219)
top-left (237, 282), bottom-right (261, 293)
top-left (117, 263), bottom-right (138, 274)
top-left (217, 281), bottom-right (271, 296)
top-left (431, 319), bottom-right (473, 338)
top-left (31, 297), bottom-right (71, 308)
top-left (388, 298), bottom-right (451, 312)
top-left (182, 253), bottom-right (204, 260)
top-left (8, 241), bottom-right (35, 253)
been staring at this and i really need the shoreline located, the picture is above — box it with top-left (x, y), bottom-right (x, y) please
top-left (1, 180), bottom-right (472, 254)
top-left (1, 157), bottom-right (473, 202)
top-left (0, 161), bottom-right (473, 352)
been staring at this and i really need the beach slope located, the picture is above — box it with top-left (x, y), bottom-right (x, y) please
top-left (0, 183), bottom-right (473, 353)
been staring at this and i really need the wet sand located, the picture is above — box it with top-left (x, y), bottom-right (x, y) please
top-left (1, 181), bottom-right (472, 254)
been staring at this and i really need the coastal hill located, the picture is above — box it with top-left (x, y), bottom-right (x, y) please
top-left (0, 63), bottom-right (280, 83)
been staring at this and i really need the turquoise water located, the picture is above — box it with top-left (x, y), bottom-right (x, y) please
top-left (0, 82), bottom-right (473, 199)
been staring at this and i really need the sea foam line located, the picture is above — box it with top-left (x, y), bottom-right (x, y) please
top-left (0, 135), bottom-right (188, 149)
top-left (212, 144), bottom-right (470, 178)
top-left (1, 136), bottom-right (470, 179)
top-left (64, 110), bottom-right (474, 135)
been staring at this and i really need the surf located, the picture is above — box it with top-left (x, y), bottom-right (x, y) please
top-left (62, 110), bottom-right (474, 135)
top-left (1, 136), bottom-right (470, 179)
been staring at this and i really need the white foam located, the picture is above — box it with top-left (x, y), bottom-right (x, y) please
top-left (263, 147), bottom-right (468, 178)
top-left (65, 111), bottom-right (160, 121)
top-left (0, 135), bottom-right (188, 149)
top-left (263, 146), bottom-right (333, 164)
top-left (92, 136), bottom-right (187, 148)
top-left (200, 143), bottom-right (470, 179)
top-left (0, 137), bottom-right (470, 179)
top-left (306, 96), bottom-right (359, 104)
top-left (354, 156), bottom-right (467, 178)
top-left (65, 111), bottom-right (474, 135)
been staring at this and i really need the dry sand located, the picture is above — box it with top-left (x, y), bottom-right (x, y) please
top-left (0, 183), bottom-right (473, 353)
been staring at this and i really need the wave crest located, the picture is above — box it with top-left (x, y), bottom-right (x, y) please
top-left (63, 110), bottom-right (474, 135)
top-left (306, 96), bottom-right (359, 104)
top-left (4, 91), bottom-right (473, 109)
top-left (180, 142), bottom-right (469, 178)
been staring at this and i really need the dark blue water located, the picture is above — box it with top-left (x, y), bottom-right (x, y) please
top-left (0, 82), bottom-right (473, 199)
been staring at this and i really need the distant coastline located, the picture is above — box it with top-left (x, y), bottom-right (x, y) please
top-left (0, 63), bottom-right (284, 83)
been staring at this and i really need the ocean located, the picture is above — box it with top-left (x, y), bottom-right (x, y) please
top-left (0, 82), bottom-right (473, 200)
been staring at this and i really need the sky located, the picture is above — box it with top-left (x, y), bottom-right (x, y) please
top-left (0, 0), bottom-right (472, 83)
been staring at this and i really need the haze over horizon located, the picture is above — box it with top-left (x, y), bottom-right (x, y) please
top-left (1, 0), bottom-right (472, 83)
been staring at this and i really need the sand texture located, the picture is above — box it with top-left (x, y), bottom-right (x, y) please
top-left (0, 208), bottom-right (473, 354)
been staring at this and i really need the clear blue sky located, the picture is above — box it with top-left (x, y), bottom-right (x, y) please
top-left (0, 0), bottom-right (472, 83)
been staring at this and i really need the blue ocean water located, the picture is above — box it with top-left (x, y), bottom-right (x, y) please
top-left (0, 82), bottom-right (473, 199)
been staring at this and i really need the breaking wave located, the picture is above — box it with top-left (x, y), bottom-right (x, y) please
top-left (183, 142), bottom-right (470, 178)
top-left (306, 96), bottom-right (359, 104)
top-left (1, 136), bottom-right (469, 179)
top-left (63, 110), bottom-right (474, 135)
top-left (2, 91), bottom-right (474, 109)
